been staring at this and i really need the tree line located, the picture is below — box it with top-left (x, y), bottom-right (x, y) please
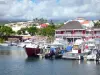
top-left (17, 24), bottom-right (56, 36)
top-left (0, 20), bottom-right (100, 37)
top-left (93, 20), bottom-right (100, 27)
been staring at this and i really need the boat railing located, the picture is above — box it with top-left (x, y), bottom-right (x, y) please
top-left (63, 52), bottom-right (79, 57)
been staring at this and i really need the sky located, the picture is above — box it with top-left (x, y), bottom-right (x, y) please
top-left (0, 0), bottom-right (100, 21)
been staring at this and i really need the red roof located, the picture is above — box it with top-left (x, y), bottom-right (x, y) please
top-left (81, 21), bottom-right (90, 24)
top-left (40, 24), bottom-right (48, 28)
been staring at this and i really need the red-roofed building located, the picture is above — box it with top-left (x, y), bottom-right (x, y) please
top-left (81, 20), bottom-right (90, 24)
top-left (40, 23), bottom-right (48, 28)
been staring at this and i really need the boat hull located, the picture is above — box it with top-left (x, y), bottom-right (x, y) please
top-left (25, 48), bottom-right (40, 57)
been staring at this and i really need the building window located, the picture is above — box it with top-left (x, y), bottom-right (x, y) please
top-left (94, 31), bottom-right (96, 34)
top-left (56, 31), bottom-right (60, 34)
top-left (71, 30), bottom-right (75, 34)
top-left (61, 31), bottom-right (64, 34)
top-left (56, 31), bottom-right (65, 34)
top-left (56, 36), bottom-right (62, 38)
top-left (82, 30), bottom-right (86, 34)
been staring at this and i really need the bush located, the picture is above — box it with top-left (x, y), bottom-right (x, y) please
top-left (0, 38), bottom-right (5, 43)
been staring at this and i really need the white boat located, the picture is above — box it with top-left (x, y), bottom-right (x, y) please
top-left (62, 52), bottom-right (81, 60)
top-left (17, 40), bottom-right (35, 48)
top-left (0, 43), bottom-right (9, 46)
top-left (0, 41), bottom-right (11, 46)
top-left (63, 38), bottom-right (99, 60)
top-left (86, 49), bottom-right (97, 60)
top-left (85, 39), bottom-right (100, 60)
top-left (45, 38), bottom-right (68, 58)
top-left (85, 39), bottom-right (96, 50)
top-left (48, 38), bottom-right (68, 48)
top-left (18, 39), bottom-right (47, 57)
top-left (17, 42), bottom-right (26, 47)
top-left (62, 39), bottom-right (87, 60)
top-left (45, 38), bottom-right (68, 54)
top-left (10, 42), bottom-right (18, 46)
top-left (19, 40), bottom-right (40, 57)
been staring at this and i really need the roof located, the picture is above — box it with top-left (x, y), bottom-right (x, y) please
top-left (40, 23), bottom-right (48, 28)
top-left (93, 27), bottom-right (100, 30)
top-left (81, 20), bottom-right (90, 24)
top-left (57, 21), bottom-right (83, 30)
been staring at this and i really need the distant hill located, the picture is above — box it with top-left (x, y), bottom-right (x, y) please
top-left (0, 19), bottom-right (9, 25)
top-left (0, 19), bottom-right (28, 25)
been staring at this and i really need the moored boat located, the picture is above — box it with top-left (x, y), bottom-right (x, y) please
top-left (0, 41), bottom-right (11, 46)
top-left (25, 47), bottom-right (40, 57)
top-left (84, 39), bottom-right (100, 61)
top-left (62, 39), bottom-right (86, 60)
top-left (23, 40), bottom-right (41, 57)
top-left (62, 38), bottom-right (99, 60)
top-left (45, 38), bottom-right (68, 59)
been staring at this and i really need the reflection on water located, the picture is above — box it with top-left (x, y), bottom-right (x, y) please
top-left (0, 46), bottom-right (100, 75)
top-left (25, 57), bottom-right (40, 62)
top-left (0, 50), bottom-right (11, 55)
top-left (0, 46), bottom-right (27, 58)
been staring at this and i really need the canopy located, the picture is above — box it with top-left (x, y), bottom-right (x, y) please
top-left (52, 38), bottom-right (67, 46)
top-left (74, 39), bottom-right (83, 45)
top-left (52, 40), bottom-right (64, 46)
top-left (50, 48), bottom-right (55, 51)
top-left (50, 48), bottom-right (56, 52)
top-left (66, 46), bottom-right (72, 51)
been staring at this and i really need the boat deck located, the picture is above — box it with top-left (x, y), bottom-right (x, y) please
top-left (62, 52), bottom-right (80, 60)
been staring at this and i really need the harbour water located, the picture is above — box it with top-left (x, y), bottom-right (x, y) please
top-left (0, 46), bottom-right (100, 75)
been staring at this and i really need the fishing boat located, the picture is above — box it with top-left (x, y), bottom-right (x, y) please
top-left (62, 38), bottom-right (98, 60)
top-left (45, 38), bottom-right (68, 59)
top-left (23, 40), bottom-right (41, 57)
top-left (17, 42), bottom-right (26, 47)
top-left (85, 39), bottom-right (99, 60)
top-left (62, 39), bottom-right (86, 60)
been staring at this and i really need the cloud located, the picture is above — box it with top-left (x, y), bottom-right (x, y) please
top-left (0, 0), bottom-right (100, 20)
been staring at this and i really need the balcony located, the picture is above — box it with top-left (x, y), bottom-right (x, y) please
top-left (95, 34), bottom-right (100, 36)
top-left (55, 33), bottom-right (95, 37)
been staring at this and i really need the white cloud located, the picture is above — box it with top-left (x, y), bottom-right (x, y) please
top-left (0, 0), bottom-right (100, 20)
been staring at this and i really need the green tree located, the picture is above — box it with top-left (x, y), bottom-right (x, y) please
top-left (17, 29), bottom-right (21, 35)
top-left (94, 21), bottom-right (100, 27)
top-left (56, 23), bottom-right (64, 29)
top-left (33, 18), bottom-right (48, 24)
top-left (0, 38), bottom-right (5, 43)
top-left (39, 26), bottom-right (55, 37)
top-left (32, 24), bottom-right (37, 26)
top-left (49, 20), bottom-right (56, 28)
top-left (17, 28), bottom-right (28, 35)
top-left (0, 25), bottom-right (15, 36)
top-left (27, 26), bottom-right (38, 36)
